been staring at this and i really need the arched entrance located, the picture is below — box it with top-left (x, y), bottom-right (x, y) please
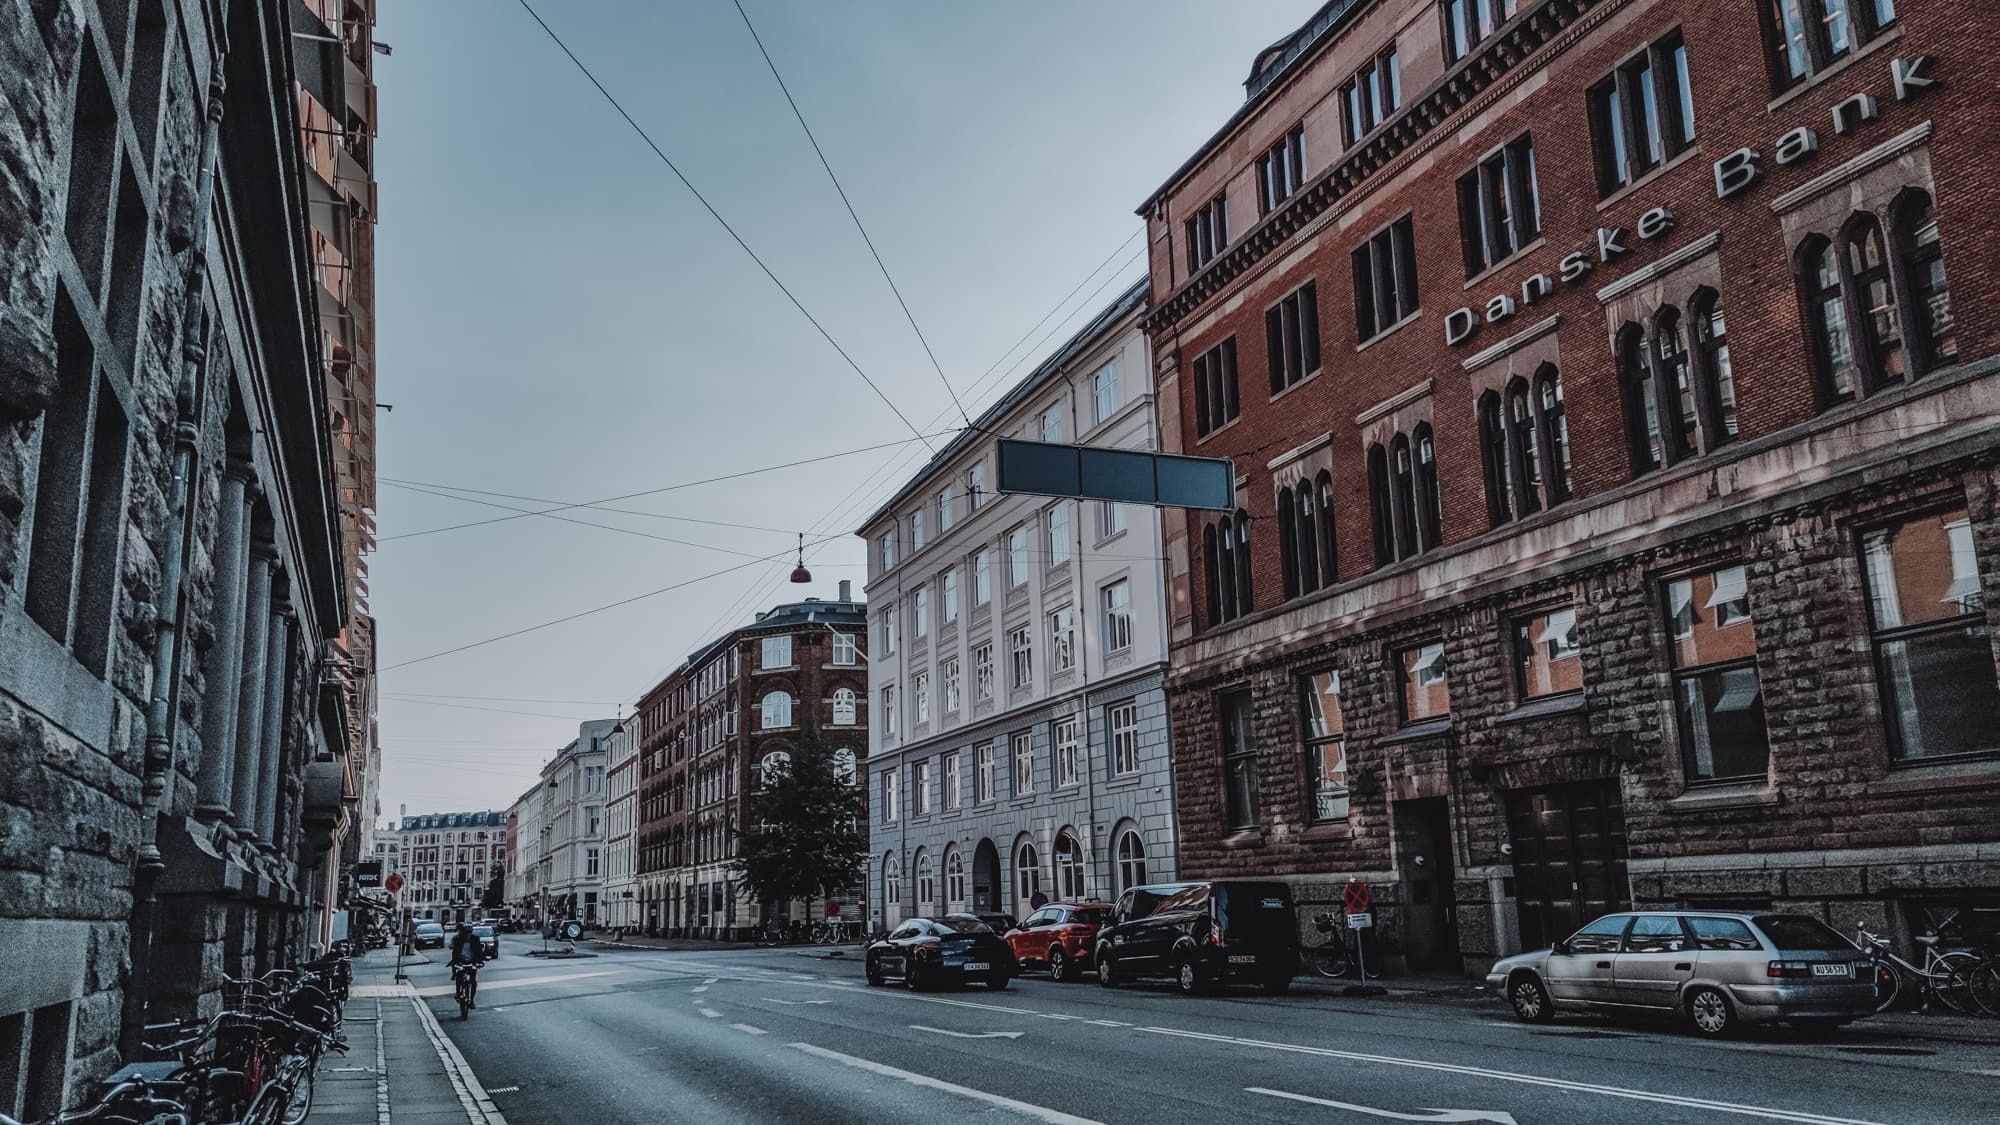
top-left (972, 839), bottom-right (1001, 913)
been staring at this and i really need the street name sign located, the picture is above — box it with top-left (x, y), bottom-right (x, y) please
top-left (1347, 911), bottom-right (1374, 930)
top-left (996, 439), bottom-right (1235, 511)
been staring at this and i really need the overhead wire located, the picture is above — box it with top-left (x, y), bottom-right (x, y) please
top-left (385, 481), bottom-right (778, 560)
top-left (381, 479), bottom-right (799, 537)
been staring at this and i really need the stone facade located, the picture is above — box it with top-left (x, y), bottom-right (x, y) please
top-left (1141, 0), bottom-right (2000, 975)
top-left (1, 0), bottom-right (356, 1113)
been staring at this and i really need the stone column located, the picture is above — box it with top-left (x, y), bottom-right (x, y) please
top-left (230, 539), bottom-right (275, 837)
top-left (196, 463), bottom-right (253, 823)
top-left (255, 598), bottom-right (291, 846)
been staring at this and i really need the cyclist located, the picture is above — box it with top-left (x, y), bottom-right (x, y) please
top-left (449, 922), bottom-right (487, 1009)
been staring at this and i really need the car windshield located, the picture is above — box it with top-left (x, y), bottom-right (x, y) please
top-left (473, 927), bottom-right (494, 938)
top-left (1754, 914), bottom-right (1854, 951)
top-left (1070, 907), bottom-right (1112, 926)
top-left (939, 917), bottom-right (993, 934)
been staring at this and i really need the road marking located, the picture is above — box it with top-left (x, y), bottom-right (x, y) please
top-left (698, 1008), bottom-right (723, 1018)
top-left (408, 995), bottom-right (510, 1124)
top-left (1139, 1028), bottom-right (1889, 1125)
top-left (788, 1042), bottom-right (1101, 1124)
top-left (910, 1025), bottom-right (1025, 1040)
top-left (1038, 1013), bottom-right (1079, 1020)
top-left (413, 970), bottom-right (626, 997)
top-left (692, 986), bottom-right (709, 993)
top-left (731, 1024), bottom-right (769, 1036)
top-left (372, 1000), bottom-right (390, 1125)
top-left (486, 1087), bottom-right (521, 1094)
top-left (763, 998), bottom-right (832, 1005)
top-left (703, 978), bottom-right (720, 984)
top-left (1083, 1019), bottom-right (1130, 1027)
top-left (1249, 1088), bottom-right (1518, 1124)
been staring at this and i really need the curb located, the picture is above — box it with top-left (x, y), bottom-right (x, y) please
top-left (408, 992), bottom-right (510, 1125)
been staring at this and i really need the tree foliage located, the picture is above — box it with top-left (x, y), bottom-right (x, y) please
top-left (481, 868), bottom-right (505, 910)
top-left (731, 730), bottom-right (866, 913)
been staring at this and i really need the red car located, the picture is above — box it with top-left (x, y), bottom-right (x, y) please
top-left (1004, 902), bottom-right (1115, 982)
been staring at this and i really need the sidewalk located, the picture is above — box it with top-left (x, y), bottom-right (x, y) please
top-left (308, 952), bottom-right (508, 1125)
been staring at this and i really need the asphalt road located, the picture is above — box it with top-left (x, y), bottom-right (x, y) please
top-left (406, 944), bottom-right (1996, 1125)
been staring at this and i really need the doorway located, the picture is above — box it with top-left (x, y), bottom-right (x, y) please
top-left (1393, 797), bottom-right (1461, 971)
top-left (972, 838), bottom-right (1001, 913)
top-left (1503, 779), bottom-right (1631, 952)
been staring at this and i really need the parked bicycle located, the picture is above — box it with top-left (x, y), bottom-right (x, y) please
top-left (1856, 922), bottom-right (1980, 1015)
top-left (1301, 911), bottom-right (1354, 979)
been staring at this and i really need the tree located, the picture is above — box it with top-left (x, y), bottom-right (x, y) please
top-left (731, 730), bottom-right (866, 919)
top-left (481, 867), bottom-right (505, 911)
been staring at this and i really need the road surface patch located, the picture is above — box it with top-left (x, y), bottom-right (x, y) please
top-left (788, 1042), bottom-right (1103, 1125)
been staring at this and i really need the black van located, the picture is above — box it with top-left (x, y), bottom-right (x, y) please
top-left (1092, 881), bottom-right (1300, 995)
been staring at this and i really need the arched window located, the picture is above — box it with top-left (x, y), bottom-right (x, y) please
top-left (1653, 307), bottom-right (1699, 460)
top-left (944, 848), bottom-right (966, 910)
top-left (759, 691), bottom-right (792, 729)
top-left (883, 853), bottom-right (902, 917)
top-left (1688, 291), bottom-right (1737, 446)
top-left (1314, 471), bottom-right (1337, 588)
top-left (832, 748), bottom-right (856, 784)
top-left (1053, 828), bottom-right (1086, 900)
top-left (759, 752), bottom-right (791, 788)
top-left (1505, 380), bottom-right (1542, 517)
top-left (1390, 434), bottom-right (1417, 559)
top-left (1367, 443), bottom-right (1393, 568)
top-left (1233, 509), bottom-right (1253, 610)
top-left (1620, 324), bottom-right (1665, 475)
top-left (1893, 191), bottom-right (1955, 372)
top-left (1216, 514), bottom-right (1238, 621)
top-left (1845, 214), bottom-right (1905, 388)
top-left (1208, 511), bottom-right (1254, 622)
top-left (1115, 829), bottom-right (1147, 895)
top-left (1014, 838), bottom-right (1041, 915)
top-left (915, 851), bottom-right (935, 912)
top-left (1536, 365), bottom-right (1573, 502)
top-left (1277, 486), bottom-right (1300, 599)
top-left (1801, 236), bottom-right (1858, 404)
top-left (1202, 524), bottom-right (1221, 627)
top-left (1413, 425), bottom-right (1442, 553)
top-left (1295, 483), bottom-right (1320, 596)
top-left (1479, 391), bottom-right (1511, 526)
top-left (832, 687), bottom-right (856, 726)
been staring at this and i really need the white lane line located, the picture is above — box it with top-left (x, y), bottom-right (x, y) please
top-left (788, 1042), bottom-right (1102, 1125)
top-left (1249, 1088), bottom-right (1517, 1123)
top-left (731, 1024), bottom-right (769, 1036)
top-left (703, 978), bottom-right (720, 984)
top-left (1038, 1013), bottom-right (1079, 1021)
top-left (698, 1008), bottom-right (723, 1018)
top-left (373, 1000), bottom-right (390, 1125)
top-left (910, 1025), bottom-right (1025, 1040)
top-left (409, 995), bottom-right (510, 1124)
top-left (486, 1087), bottom-right (521, 1095)
top-left (692, 986), bottom-right (709, 993)
top-left (763, 998), bottom-right (832, 1006)
top-left (1084, 1020), bottom-right (1130, 1027)
top-left (1140, 1027), bottom-right (1888, 1125)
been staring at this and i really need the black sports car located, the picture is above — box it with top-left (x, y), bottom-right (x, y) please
top-left (865, 915), bottom-right (1017, 990)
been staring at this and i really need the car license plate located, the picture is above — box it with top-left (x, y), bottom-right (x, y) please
top-left (1810, 963), bottom-right (1850, 977)
top-left (964, 962), bottom-right (989, 971)
top-left (1228, 955), bottom-right (1256, 964)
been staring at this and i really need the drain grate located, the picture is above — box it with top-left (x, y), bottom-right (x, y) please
top-left (1837, 1046), bottom-right (1935, 1056)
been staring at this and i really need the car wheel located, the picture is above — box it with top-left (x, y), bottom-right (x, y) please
top-left (988, 974), bottom-right (1011, 990)
top-left (1686, 986), bottom-right (1737, 1038)
top-left (1176, 956), bottom-right (1207, 996)
top-left (905, 965), bottom-right (926, 992)
top-left (865, 958), bottom-right (885, 987)
top-left (1096, 956), bottom-right (1119, 988)
top-left (1048, 946), bottom-right (1072, 983)
top-left (1509, 973), bottom-right (1556, 1024)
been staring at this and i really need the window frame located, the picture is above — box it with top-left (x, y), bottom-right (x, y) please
top-left (1192, 337), bottom-right (1240, 438)
top-left (1256, 122), bottom-right (1308, 213)
top-left (1053, 714), bottom-right (1080, 788)
top-left (1300, 669), bottom-right (1349, 824)
top-left (1760, 0), bottom-right (1897, 93)
top-left (1339, 46), bottom-right (1402, 145)
top-left (1265, 280), bottom-right (1322, 394)
top-left (1186, 193), bottom-right (1230, 272)
top-left (1859, 505), bottom-right (1999, 764)
top-left (1587, 31), bottom-right (1696, 197)
top-left (1011, 731), bottom-right (1036, 797)
top-left (1110, 699), bottom-right (1141, 776)
top-left (1457, 133), bottom-right (1540, 277)
top-left (1352, 215), bottom-right (1420, 342)
top-left (1220, 689), bottom-right (1260, 831)
top-left (1663, 565), bottom-right (1773, 784)
top-left (1397, 640), bottom-right (1453, 725)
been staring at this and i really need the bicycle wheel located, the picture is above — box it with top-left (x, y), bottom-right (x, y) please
top-left (1302, 939), bottom-right (1350, 979)
top-left (1930, 951), bottom-right (1980, 1015)
top-left (1967, 959), bottom-right (2000, 1017)
top-left (1870, 959), bottom-right (1904, 1013)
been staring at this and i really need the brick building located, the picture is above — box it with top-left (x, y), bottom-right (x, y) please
top-left (0, 0), bottom-right (368, 1112)
top-left (1140, 0), bottom-right (2000, 975)
top-left (635, 587), bottom-right (869, 939)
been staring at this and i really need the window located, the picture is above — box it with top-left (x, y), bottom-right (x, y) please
top-left (1041, 404), bottom-right (1064, 444)
top-left (1801, 238), bottom-right (1859, 404)
top-left (1339, 47), bottom-right (1401, 143)
top-left (943, 750), bottom-right (962, 808)
top-left (1006, 527), bottom-right (1030, 588)
top-left (1689, 291), bottom-right (1738, 445)
top-left (916, 851), bottom-right (934, 909)
top-left (1896, 191), bottom-right (1956, 373)
top-left (1278, 473), bottom-right (1338, 598)
top-left (880, 532), bottom-right (897, 570)
top-left (1862, 507), bottom-right (1999, 762)
top-left (1666, 566), bottom-right (1771, 782)
top-left (1012, 731), bottom-right (1036, 797)
top-left (1192, 337), bottom-right (1239, 437)
top-left (1203, 509), bottom-right (1255, 625)
top-left (1589, 32), bottom-right (1695, 196)
top-left (1053, 829), bottom-right (1085, 899)
top-left (974, 643), bottom-right (995, 702)
top-left (882, 770), bottom-right (899, 822)
top-left (760, 691), bottom-right (792, 729)
top-left (1266, 281), bottom-right (1321, 393)
top-left (1353, 216), bottom-right (1419, 340)
top-left (1458, 133), bottom-right (1540, 276)
top-left (833, 631), bottom-right (857, 666)
top-left (1046, 503), bottom-right (1072, 565)
top-left (911, 508), bottom-right (926, 551)
top-left (1399, 641), bottom-right (1452, 724)
top-left (1052, 716), bottom-right (1080, 787)
top-left (1220, 690), bottom-right (1259, 830)
top-left (941, 657), bottom-right (961, 714)
top-left (913, 671), bottom-right (930, 725)
top-left (1480, 366), bottom-right (1571, 523)
top-left (1115, 830), bottom-right (1147, 893)
top-left (1048, 607), bottom-right (1076, 674)
top-left (1515, 607), bottom-right (1582, 698)
top-left (881, 603), bottom-right (898, 656)
top-left (1688, 916), bottom-right (1760, 951)
top-left (1844, 215), bottom-right (1906, 390)
top-left (968, 462), bottom-right (987, 509)
top-left (1186, 193), bottom-right (1228, 271)
top-left (1009, 626), bottom-right (1034, 689)
top-left (1110, 700), bottom-right (1140, 776)
top-left (944, 848), bottom-right (966, 908)
top-left (938, 488), bottom-right (955, 532)
top-left (1625, 915), bottom-right (1689, 954)
top-left (1014, 839), bottom-right (1041, 913)
top-left (913, 588), bottom-right (929, 639)
top-left (972, 549), bottom-right (993, 605)
top-left (1444, 0), bottom-right (1518, 63)
top-left (1095, 500), bottom-right (1125, 540)
top-left (1300, 670), bottom-right (1348, 822)
top-left (1100, 580), bottom-right (1133, 654)
top-left (1565, 913), bottom-right (1630, 954)
top-left (761, 635), bottom-right (791, 669)
top-left (974, 741), bottom-right (995, 802)
top-left (1372, 426), bottom-right (1445, 559)
top-left (760, 752), bottom-right (791, 788)
top-left (881, 685), bottom-right (897, 737)
top-left (1762, 0), bottom-right (1896, 91)
top-left (914, 760), bottom-right (932, 815)
top-left (1257, 123), bottom-right (1308, 213)
top-left (1092, 361), bottom-right (1119, 425)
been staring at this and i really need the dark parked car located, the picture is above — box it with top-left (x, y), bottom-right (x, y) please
top-left (1004, 903), bottom-right (1113, 982)
top-left (412, 921), bottom-right (445, 949)
top-left (973, 912), bottom-right (1018, 935)
top-left (866, 915), bottom-right (1017, 990)
top-left (472, 925), bottom-right (499, 959)
top-left (1094, 881), bottom-right (1300, 995)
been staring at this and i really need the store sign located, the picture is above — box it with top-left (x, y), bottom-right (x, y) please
top-left (1446, 55), bottom-right (1939, 350)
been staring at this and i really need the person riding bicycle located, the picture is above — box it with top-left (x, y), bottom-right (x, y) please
top-left (449, 922), bottom-right (486, 1008)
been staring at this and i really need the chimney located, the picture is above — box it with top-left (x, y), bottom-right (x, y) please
top-left (839, 579), bottom-right (852, 602)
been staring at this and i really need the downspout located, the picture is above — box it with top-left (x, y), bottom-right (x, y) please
top-left (1069, 378), bottom-right (1100, 897)
top-left (123, 52), bottom-right (229, 1060)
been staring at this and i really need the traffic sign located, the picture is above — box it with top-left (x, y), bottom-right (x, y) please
top-left (1347, 911), bottom-right (1374, 929)
top-left (1342, 881), bottom-right (1372, 914)
top-left (384, 873), bottom-right (405, 894)
top-left (825, 900), bottom-right (842, 919)
top-left (996, 439), bottom-right (1237, 511)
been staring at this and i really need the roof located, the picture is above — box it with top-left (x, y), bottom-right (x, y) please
top-left (746, 596), bottom-right (868, 634)
top-left (398, 810), bottom-right (506, 830)
top-left (1136, 0), bottom-right (1367, 215)
top-left (857, 277), bottom-right (1149, 533)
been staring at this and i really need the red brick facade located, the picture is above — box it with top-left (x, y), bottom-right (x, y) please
top-left (1143, 0), bottom-right (2000, 973)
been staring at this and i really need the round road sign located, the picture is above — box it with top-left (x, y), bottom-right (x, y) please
top-left (384, 873), bottom-right (405, 894)
top-left (826, 901), bottom-right (842, 919)
top-left (1342, 881), bottom-right (1372, 914)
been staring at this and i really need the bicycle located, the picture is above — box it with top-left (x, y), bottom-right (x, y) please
top-left (1855, 924), bottom-right (1980, 1014)
top-left (1301, 911), bottom-right (1354, 978)
top-left (0, 1072), bottom-right (196, 1125)
top-left (452, 963), bottom-right (479, 1019)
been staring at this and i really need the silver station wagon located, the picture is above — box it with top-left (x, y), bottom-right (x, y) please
top-left (1486, 910), bottom-right (1875, 1037)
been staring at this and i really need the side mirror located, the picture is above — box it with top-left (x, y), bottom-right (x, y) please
top-left (1551, 941), bottom-right (1570, 956)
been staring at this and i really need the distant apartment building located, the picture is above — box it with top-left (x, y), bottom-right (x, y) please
top-left (539, 719), bottom-right (615, 924)
top-left (635, 587), bottom-right (870, 939)
top-left (505, 780), bottom-right (545, 923)
top-left (391, 812), bottom-right (506, 924)
top-left (603, 718), bottom-right (640, 930)
top-left (858, 280), bottom-right (1180, 931)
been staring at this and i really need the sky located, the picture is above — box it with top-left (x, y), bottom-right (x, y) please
top-left (369, 0), bottom-right (1323, 820)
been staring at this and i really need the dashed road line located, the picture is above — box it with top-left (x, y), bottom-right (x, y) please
top-left (731, 1024), bottom-right (769, 1035)
top-left (788, 1042), bottom-right (1103, 1125)
top-left (699, 1007), bottom-right (723, 1018)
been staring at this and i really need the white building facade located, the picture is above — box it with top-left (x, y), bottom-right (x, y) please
top-left (506, 781), bottom-right (545, 925)
top-left (540, 719), bottom-right (615, 925)
top-left (389, 811), bottom-right (507, 924)
top-left (859, 280), bottom-right (1179, 932)
top-left (603, 718), bottom-right (640, 931)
